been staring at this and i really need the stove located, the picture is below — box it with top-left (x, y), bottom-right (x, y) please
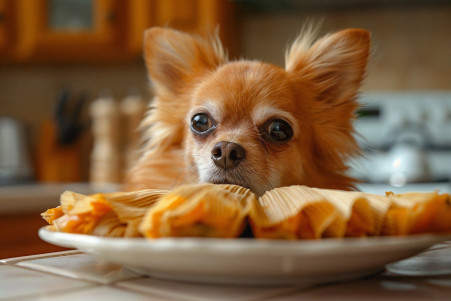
top-left (349, 91), bottom-right (451, 194)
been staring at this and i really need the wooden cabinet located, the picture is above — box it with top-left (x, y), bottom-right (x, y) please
top-left (0, 0), bottom-right (7, 51)
top-left (1, 0), bottom-right (148, 62)
top-left (0, 0), bottom-right (235, 63)
top-left (0, 214), bottom-right (70, 259)
top-left (0, 0), bottom-right (14, 54)
top-left (150, 0), bottom-right (236, 55)
top-left (16, 0), bottom-right (130, 61)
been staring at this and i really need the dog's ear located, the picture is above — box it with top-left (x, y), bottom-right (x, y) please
top-left (143, 27), bottom-right (227, 95)
top-left (285, 28), bottom-right (370, 104)
top-left (285, 28), bottom-right (370, 189)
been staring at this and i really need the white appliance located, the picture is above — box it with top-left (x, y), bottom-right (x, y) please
top-left (349, 92), bottom-right (451, 194)
top-left (0, 117), bottom-right (34, 184)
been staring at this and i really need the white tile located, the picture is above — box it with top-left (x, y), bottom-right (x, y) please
top-left (386, 243), bottom-right (451, 276)
top-left (271, 278), bottom-right (448, 300)
top-left (0, 265), bottom-right (94, 300)
top-left (22, 286), bottom-right (158, 301)
top-left (116, 277), bottom-right (299, 301)
top-left (18, 253), bottom-right (140, 284)
top-left (0, 250), bottom-right (81, 264)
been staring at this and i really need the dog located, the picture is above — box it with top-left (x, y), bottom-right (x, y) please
top-left (124, 25), bottom-right (370, 197)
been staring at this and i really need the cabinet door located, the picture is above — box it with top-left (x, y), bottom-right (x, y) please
top-left (152, 0), bottom-right (236, 56)
top-left (0, 0), bottom-right (235, 62)
top-left (14, 0), bottom-right (134, 61)
top-left (0, 0), bottom-right (12, 52)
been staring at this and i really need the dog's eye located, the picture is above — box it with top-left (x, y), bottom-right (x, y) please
top-left (191, 113), bottom-right (214, 134)
top-left (266, 119), bottom-right (293, 142)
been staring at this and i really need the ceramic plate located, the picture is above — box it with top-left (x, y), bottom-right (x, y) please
top-left (39, 227), bottom-right (450, 286)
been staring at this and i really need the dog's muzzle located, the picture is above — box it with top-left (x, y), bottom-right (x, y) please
top-left (211, 141), bottom-right (246, 171)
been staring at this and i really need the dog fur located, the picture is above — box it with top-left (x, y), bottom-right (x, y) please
top-left (125, 26), bottom-right (370, 196)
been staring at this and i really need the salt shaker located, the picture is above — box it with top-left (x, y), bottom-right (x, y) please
top-left (120, 94), bottom-right (146, 172)
top-left (89, 95), bottom-right (122, 186)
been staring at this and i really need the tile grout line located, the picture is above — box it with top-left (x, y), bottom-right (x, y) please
top-left (112, 281), bottom-right (175, 300)
top-left (0, 282), bottom-right (99, 301)
top-left (2, 263), bottom-right (103, 286)
top-left (16, 261), bottom-right (143, 285)
top-left (1, 250), bottom-right (82, 265)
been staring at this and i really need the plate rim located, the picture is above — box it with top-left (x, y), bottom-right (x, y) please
top-left (38, 226), bottom-right (451, 285)
top-left (38, 226), bottom-right (451, 256)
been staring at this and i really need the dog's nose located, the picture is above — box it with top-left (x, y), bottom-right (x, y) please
top-left (211, 141), bottom-right (246, 170)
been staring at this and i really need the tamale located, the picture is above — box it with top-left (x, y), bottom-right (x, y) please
top-left (353, 193), bottom-right (392, 236)
top-left (251, 186), bottom-right (394, 239)
top-left (41, 183), bottom-right (451, 240)
top-left (139, 183), bottom-right (255, 238)
top-left (310, 188), bottom-right (379, 237)
top-left (381, 191), bottom-right (451, 235)
top-left (249, 186), bottom-right (340, 239)
top-left (98, 189), bottom-right (168, 236)
top-left (42, 189), bottom-right (168, 237)
top-left (42, 191), bottom-right (112, 234)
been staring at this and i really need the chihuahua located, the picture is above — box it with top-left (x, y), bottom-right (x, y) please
top-left (125, 26), bottom-right (370, 196)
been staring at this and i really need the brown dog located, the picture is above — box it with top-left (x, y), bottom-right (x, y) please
top-left (125, 26), bottom-right (370, 196)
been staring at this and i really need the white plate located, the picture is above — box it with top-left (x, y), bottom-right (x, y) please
top-left (39, 227), bottom-right (450, 286)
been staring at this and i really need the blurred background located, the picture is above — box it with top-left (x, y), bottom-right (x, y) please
top-left (0, 0), bottom-right (450, 257)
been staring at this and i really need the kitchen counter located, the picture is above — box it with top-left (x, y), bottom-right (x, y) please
top-left (1, 243), bottom-right (451, 300)
top-left (0, 183), bottom-right (118, 258)
top-left (0, 183), bottom-right (118, 214)
top-left (2, 182), bottom-right (451, 299)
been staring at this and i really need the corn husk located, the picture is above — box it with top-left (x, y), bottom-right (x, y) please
top-left (42, 183), bottom-right (451, 240)
top-left (249, 186), bottom-right (335, 239)
top-left (381, 191), bottom-right (451, 235)
top-left (313, 188), bottom-right (396, 237)
top-left (42, 189), bottom-right (168, 237)
top-left (139, 183), bottom-right (256, 238)
top-left (250, 185), bottom-right (451, 239)
top-left (250, 186), bottom-right (380, 239)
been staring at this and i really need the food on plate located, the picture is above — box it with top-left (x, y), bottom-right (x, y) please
top-left (42, 184), bottom-right (451, 240)
top-left (42, 189), bottom-right (167, 237)
top-left (139, 184), bottom-right (255, 238)
top-left (250, 186), bottom-right (451, 239)
top-left (249, 186), bottom-right (381, 239)
top-left (249, 186), bottom-right (451, 239)
top-left (382, 191), bottom-right (451, 235)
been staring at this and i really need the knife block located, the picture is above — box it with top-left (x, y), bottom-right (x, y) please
top-left (36, 119), bottom-right (83, 182)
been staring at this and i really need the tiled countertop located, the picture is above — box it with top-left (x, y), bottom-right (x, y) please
top-left (2, 243), bottom-right (451, 301)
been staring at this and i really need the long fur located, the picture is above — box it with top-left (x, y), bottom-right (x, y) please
top-left (124, 25), bottom-right (370, 195)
